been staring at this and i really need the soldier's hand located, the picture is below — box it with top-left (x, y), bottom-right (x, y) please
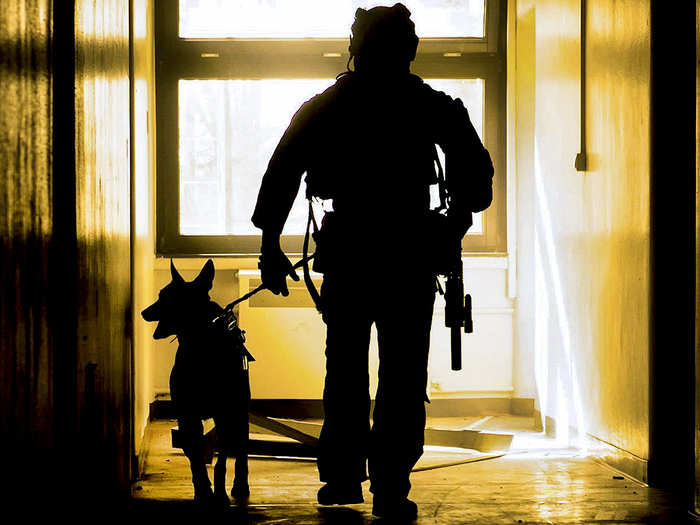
top-left (259, 245), bottom-right (299, 297)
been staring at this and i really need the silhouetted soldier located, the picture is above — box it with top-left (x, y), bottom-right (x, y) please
top-left (252, 3), bottom-right (493, 519)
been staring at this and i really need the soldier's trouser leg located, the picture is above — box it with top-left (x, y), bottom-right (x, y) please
top-left (317, 276), bottom-right (372, 484)
top-left (369, 275), bottom-right (435, 500)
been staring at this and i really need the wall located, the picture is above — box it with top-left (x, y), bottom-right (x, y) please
top-left (583, 0), bottom-right (651, 461)
top-left (1, 0), bottom-right (134, 500)
top-left (0, 0), bottom-right (53, 455)
top-left (74, 0), bottom-right (133, 493)
top-left (515, 0), bottom-right (651, 473)
top-left (513, 0), bottom-right (537, 400)
top-left (131, 0), bottom-right (157, 468)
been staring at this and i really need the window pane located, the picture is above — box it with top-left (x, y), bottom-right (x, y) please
top-left (179, 0), bottom-right (485, 39)
top-left (179, 78), bottom-right (485, 236)
top-left (179, 79), bottom-right (331, 235)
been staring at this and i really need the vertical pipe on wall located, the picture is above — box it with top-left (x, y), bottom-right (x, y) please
top-left (574, 0), bottom-right (587, 172)
top-left (694, 0), bottom-right (700, 514)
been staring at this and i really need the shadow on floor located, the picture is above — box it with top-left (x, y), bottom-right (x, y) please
top-left (127, 499), bottom-right (378, 524)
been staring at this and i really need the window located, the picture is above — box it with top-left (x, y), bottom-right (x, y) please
top-left (156, 0), bottom-right (506, 255)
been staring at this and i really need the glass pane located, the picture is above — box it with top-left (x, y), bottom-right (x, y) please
top-left (179, 79), bottom-right (331, 235)
top-left (179, 0), bottom-right (485, 39)
top-left (179, 78), bottom-right (485, 236)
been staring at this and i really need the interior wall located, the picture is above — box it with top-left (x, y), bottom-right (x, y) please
top-left (131, 0), bottom-right (157, 467)
top-left (1, 0), bottom-right (134, 499)
top-left (0, 0), bottom-right (53, 454)
top-left (74, 0), bottom-right (133, 493)
top-left (515, 0), bottom-right (651, 470)
top-left (584, 0), bottom-right (651, 462)
top-left (513, 0), bottom-right (537, 400)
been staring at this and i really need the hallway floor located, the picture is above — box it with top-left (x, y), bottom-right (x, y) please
top-left (129, 417), bottom-right (691, 524)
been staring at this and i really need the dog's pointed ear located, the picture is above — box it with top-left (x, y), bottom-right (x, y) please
top-left (170, 259), bottom-right (185, 284)
top-left (194, 259), bottom-right (215, 291)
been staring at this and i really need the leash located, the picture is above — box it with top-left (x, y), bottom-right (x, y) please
top-left (222, 253), bottom-right (315, 312)
top-left (214, 253), bottom-right (316, 365)
top-left (225, 201), bottom-right (322, 314)
top-left (211, 215), bottom-right (318, 368)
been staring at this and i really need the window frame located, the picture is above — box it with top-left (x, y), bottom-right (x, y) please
top-left (155, 0), bottom-right (506, 256)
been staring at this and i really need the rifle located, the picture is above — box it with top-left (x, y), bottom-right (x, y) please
top-left (432, 144), bottom-right (473, 372)
top-left (442, 235), bottom-right (473, 371)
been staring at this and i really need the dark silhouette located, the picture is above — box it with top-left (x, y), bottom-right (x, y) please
top-left (252, 3), bottom-right (493, 520)
top-left (141, 260), bottom-right (253, 506)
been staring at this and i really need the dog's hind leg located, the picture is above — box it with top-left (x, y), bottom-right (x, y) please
top-left (230, 410), bottom-right (250, 502)
top-left (231, 448), bottom-right (250, 502)
top-left (213, 446), bottom-right (230, 507)
top-left (213, 416), bottom-right (231, 507)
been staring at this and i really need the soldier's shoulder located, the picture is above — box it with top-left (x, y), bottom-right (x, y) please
top-left (294, 80), bottom-right (341, 118)
top-left (409, 75), bottom-right (456, 103)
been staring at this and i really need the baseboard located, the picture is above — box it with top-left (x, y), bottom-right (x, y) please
top-left (150, 396), bottom-right (535, 420)
top-left (135, 421), bottom-right (153, 480)
top-left (533, 409), bottom-right (648, 485)
top-left (590, 435), bottom-right (648, 485)
top-left (533, 409), bottom-right (552, 434)
top-left (426, 396), bottom-right (534, 417)
top-left (250, 399), bottom-right (325, 419)
top-left (510, 397), bottom-right (535, 416)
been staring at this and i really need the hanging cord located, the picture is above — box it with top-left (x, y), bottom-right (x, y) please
top-left (433, 143), bottom-right (448, 212)
top-left (302, 199), bottom-right (323, 312)
top-left (222, 253), bottom-right (315, 312)
top-left (433, 143), bottom-right (449, 296)
top-left (336, 58), bottom-right (354, 80)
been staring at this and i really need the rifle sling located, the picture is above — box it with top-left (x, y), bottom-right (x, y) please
top-left (303, 200), bottom-right (323, 313)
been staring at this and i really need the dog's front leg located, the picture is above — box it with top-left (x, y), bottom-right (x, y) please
top-left (178, 416), bottom-right (213, 503)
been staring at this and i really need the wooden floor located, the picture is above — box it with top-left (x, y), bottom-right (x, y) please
top-left (129, 417), bottom-right (692, 524)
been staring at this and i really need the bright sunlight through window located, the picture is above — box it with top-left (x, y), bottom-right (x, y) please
top-left (178, 78), bottom-right (484, 236)
top-left (179, 0), bottom-right (486, 39)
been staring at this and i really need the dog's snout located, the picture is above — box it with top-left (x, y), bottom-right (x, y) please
top-left (141, 302), bottom-right (160, 321)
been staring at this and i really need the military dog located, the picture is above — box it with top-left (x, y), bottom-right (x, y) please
top-left (142, 259), bottom-right (252, 505)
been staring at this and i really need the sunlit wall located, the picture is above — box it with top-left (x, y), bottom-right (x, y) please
top-left (132, 0), bottom-right (158, 467)
top-left (515, 0), bottom-right (651, 471)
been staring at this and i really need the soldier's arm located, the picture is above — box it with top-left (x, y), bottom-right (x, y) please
top-left (251, 97), bottom-right (318, 242)
top-left (432, 91), bottom-right (494, 235)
